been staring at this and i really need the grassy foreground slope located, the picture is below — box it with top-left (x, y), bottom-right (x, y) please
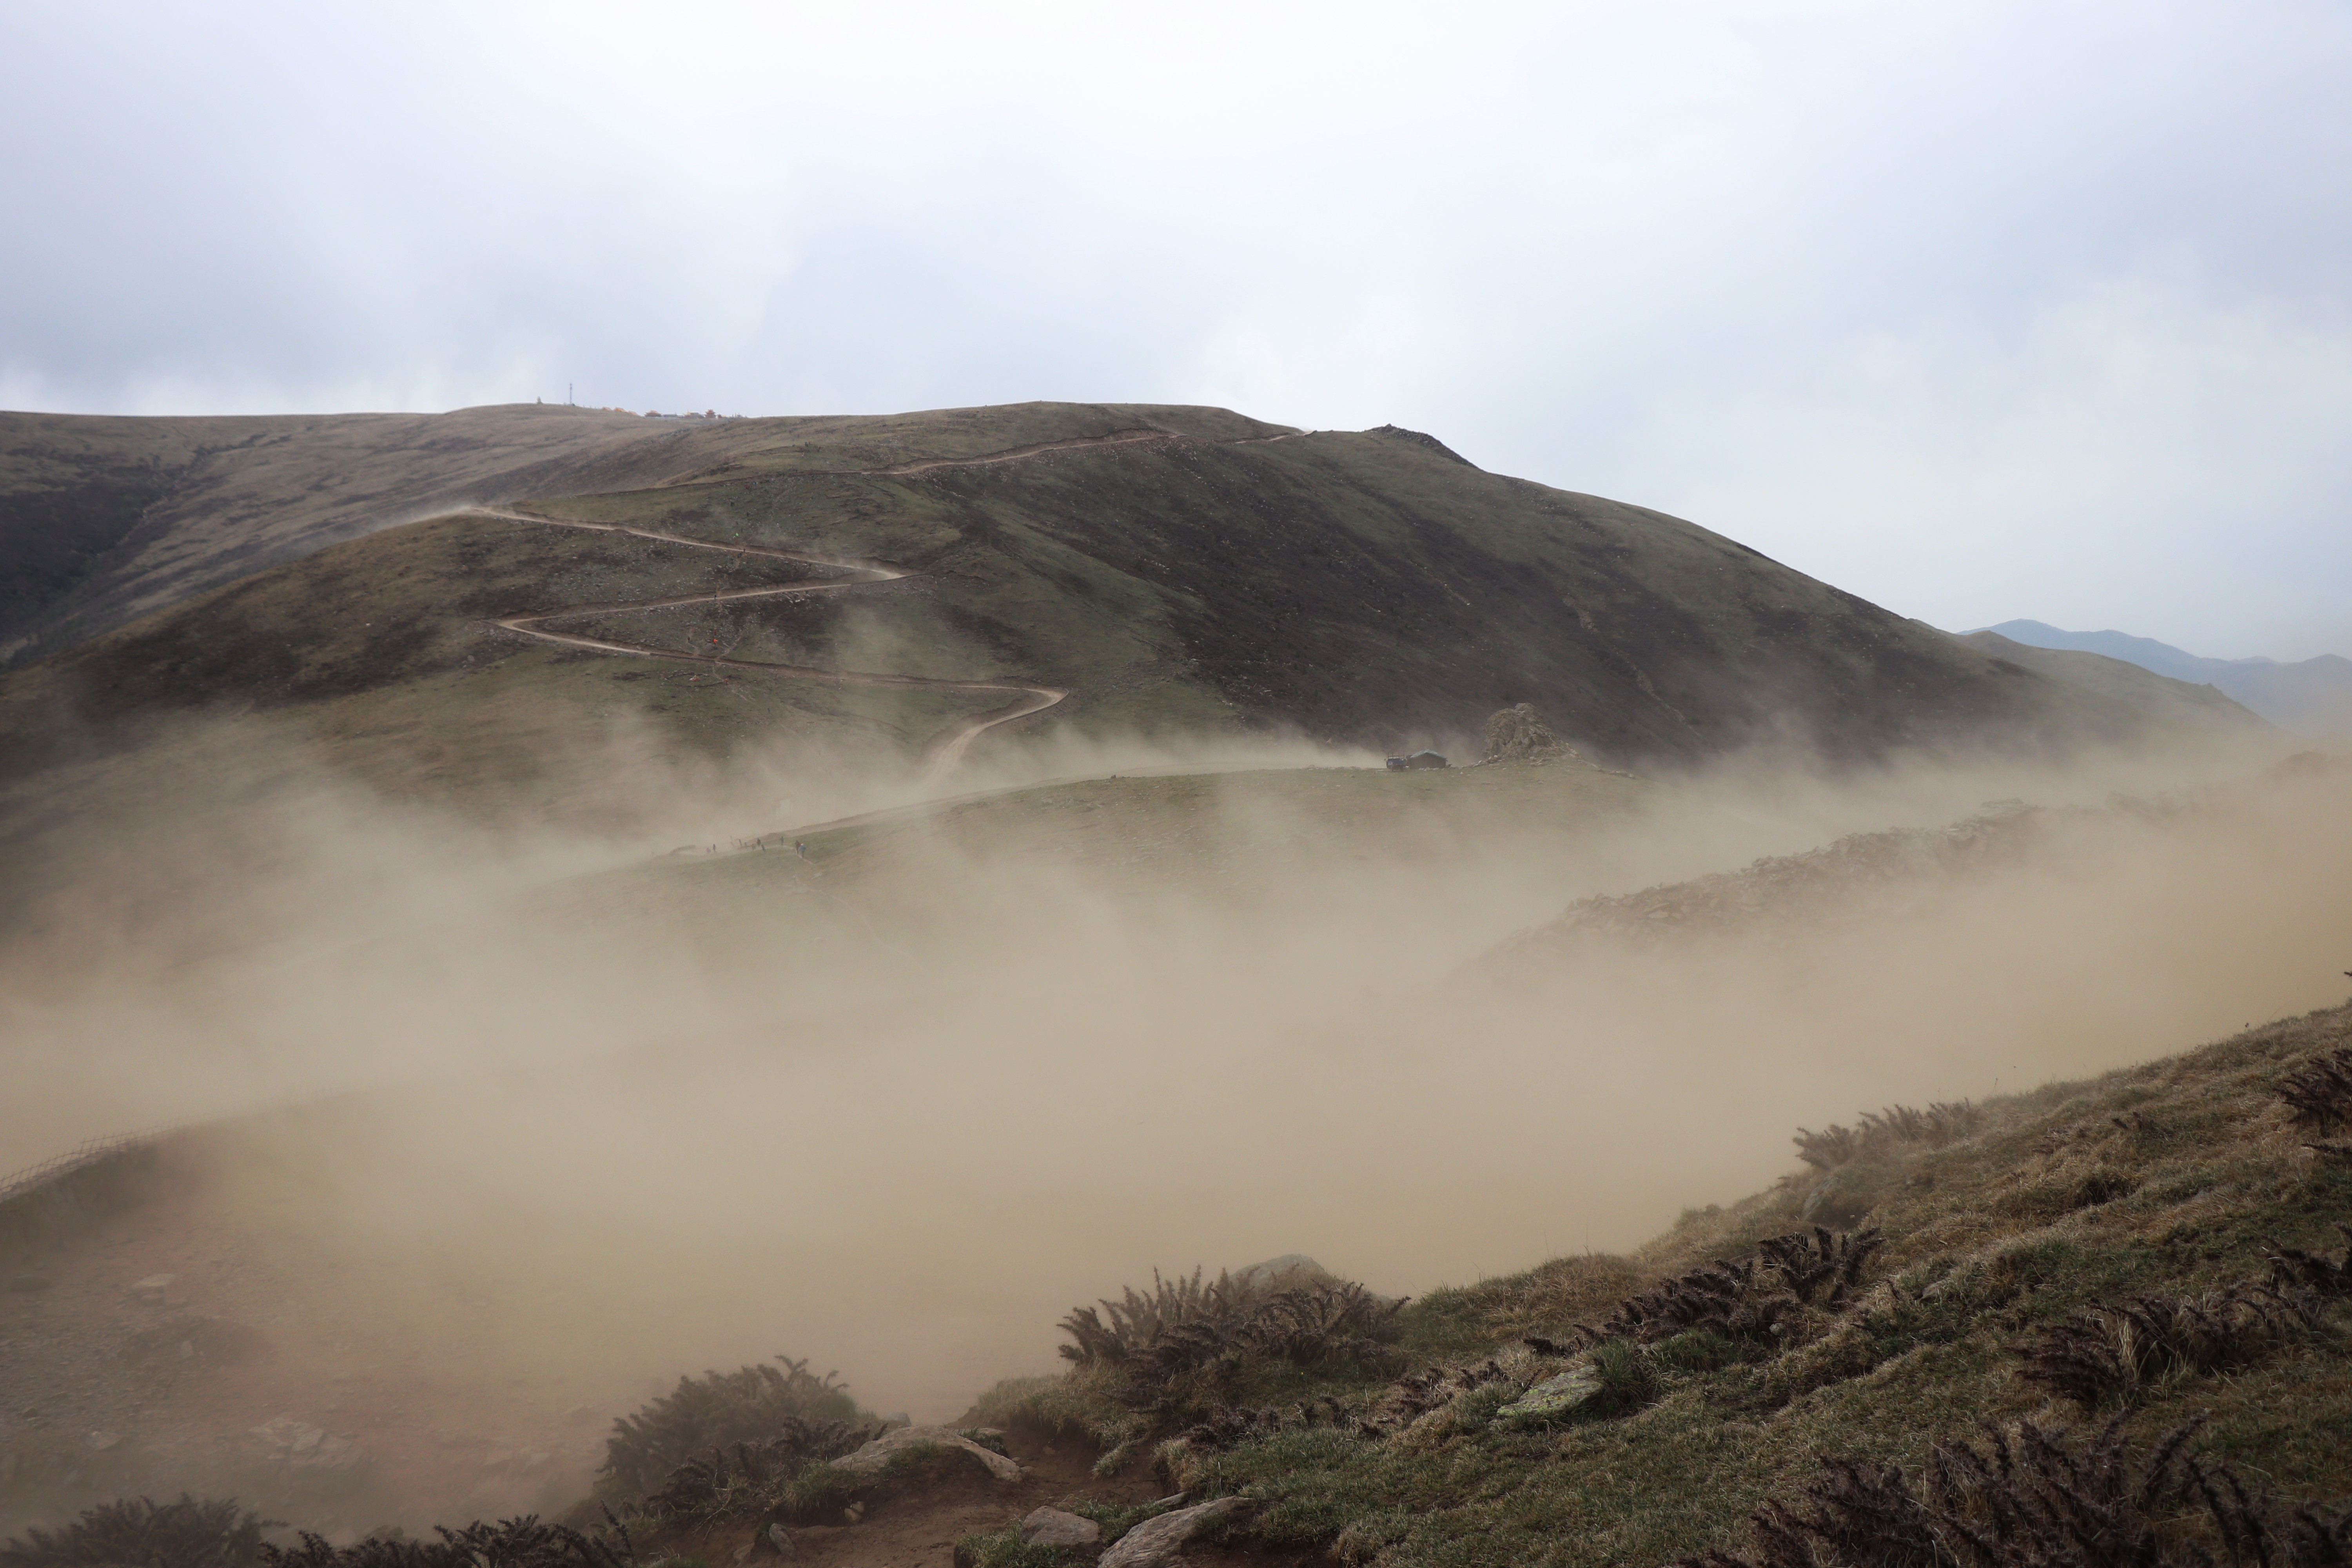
top-left (960, 1001), bottom-right (2352, 1568)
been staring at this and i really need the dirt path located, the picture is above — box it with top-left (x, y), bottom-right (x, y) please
top-left (470, 427), bottom-right (1307, 782)
top-left (470, 510), bottom-right (1063, 783)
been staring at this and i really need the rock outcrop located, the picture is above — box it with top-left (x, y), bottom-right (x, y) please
top-left (1481, 703), bottom-right (1575, 764)
top-left (1020, 1507), bottom-right (1103, 1547)
top-left (832, 1424), bottom-right (1022, 1484)
top-left (1098, 1496), bottom-right (1255, 1567)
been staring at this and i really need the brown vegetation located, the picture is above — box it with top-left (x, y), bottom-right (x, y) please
top-left (1685, 1419), bottom-right (2352, 1568)
top-left (2015, 1285), bottom-right (2316, 1408)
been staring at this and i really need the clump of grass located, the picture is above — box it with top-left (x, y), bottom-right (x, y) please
top-left (773, 1461), bottom-right (862, 1524)
top-left (2277, 1047), bottom-right (2352, 1134)
top-left (258, 1515), bottom-right (630, 1567)
top-left (2015, 1284), bottom-right (2315, 1408)
top-left (1794, 1105), bottom-right (1981, 1171)
top-left (0, 1495), bottom-right (274, 1568)
top-left (600, 1356), bottom-right (862, 1495)
top-left (1575, 1339), bottom-right (1660, 1418)
top-left (1405, 1252), bottom-right (1644, 1356)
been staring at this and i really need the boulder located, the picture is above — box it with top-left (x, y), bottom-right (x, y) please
top-left (1098, 1496), bottom-right (1254, 1568)
top-left (1020, 1507), bottom-right (1102, 1547)
top-left (1229, 1254), bottom-right (1332, 1292)
top-left (833, 1424), bottom-right (1022, 1484)
top-left (1496, 1361), bottom-right (1603, 1425)
top-left (1481, 703), bottom-right (1574, 764)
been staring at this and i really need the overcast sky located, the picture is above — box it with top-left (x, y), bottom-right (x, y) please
top-left (4, 2), bottom-right (2348, 659)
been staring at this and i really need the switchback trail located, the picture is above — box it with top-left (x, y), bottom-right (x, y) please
top-left (472, 425), bottom-right (1305, 781)
top-left (474, 506), bottom-right (1060, 781)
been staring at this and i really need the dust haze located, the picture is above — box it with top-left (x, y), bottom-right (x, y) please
top-left (3, 707), bottom-right (2347, 1528)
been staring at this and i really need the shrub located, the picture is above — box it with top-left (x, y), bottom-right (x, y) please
top-left (2015, 1284), bottom-right (2314, 1408)
top-left (600, 1357), bottom-right (861, 1495)
top-left (0, 1495), bottom-right (273, 1568)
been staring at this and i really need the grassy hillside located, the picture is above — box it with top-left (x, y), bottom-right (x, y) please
top-left (20, 992), bottom-right (2344, 1568)
top-left (0, 404), bottom-right (2276, 864)
top-left (938, 1001), bottom-right (2352, 1568)
top-left (0, 404), bottom-right (722, 670)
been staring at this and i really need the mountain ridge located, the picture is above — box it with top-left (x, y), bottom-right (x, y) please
top-left (1974, 618), bottom-right (2352, 735)
top-left (0, 404), bottom-right (2286, 875)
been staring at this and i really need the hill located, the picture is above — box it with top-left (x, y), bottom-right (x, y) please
top-left (0, 404), bottom-right (691, 671)
top-left (1951, 631), bottom-right (2270, 739)
top-left (0, 404), bottom-right (2282, 870)
top-left (1977, 619), bottom-right (2352, 737)
top-left (8, 989), bottom-right (2352, 1566)
top-left (2, 747), bottom-right (2350, 1563)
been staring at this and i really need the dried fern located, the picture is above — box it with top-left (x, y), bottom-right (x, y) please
top-left (1757, 1227), bottom-right (1885, 1307)
top-left (1058, 1269), bottom-right (1404, 1388)
top-left (2269, 1226), bottom-right (2352, 1296)
top-left (1682, 1418), bottom-right (2322, 1568)
top-left (2278, 1047), bottom-right (2352, 1134)
top-left (1595, 1256), bottom-right (1798, 1345)
top-left (1795, 1104), bottom-right (1982, 1171)
top-left (258, 1515), bottom-right (630, 1568)
top-left (1593, 1227), bottom-right (1880, 1346)
top-left (2016, 1284), bottom-right (2315, 1408)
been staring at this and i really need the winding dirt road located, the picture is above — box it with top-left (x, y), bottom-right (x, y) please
top-left (473, 426), bottom-right (1301, 780)
top-left (475, 506), bottom-right (1062, 780)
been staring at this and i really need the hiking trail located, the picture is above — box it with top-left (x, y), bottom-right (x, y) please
top-left (471, 426), bottom-right (1304, 783)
